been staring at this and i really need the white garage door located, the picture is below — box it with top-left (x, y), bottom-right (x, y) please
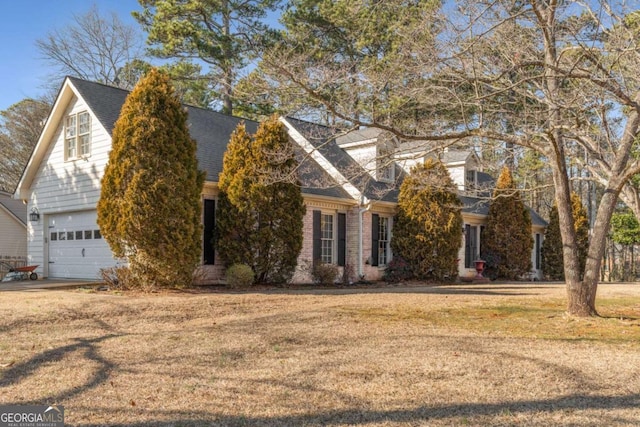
top-left (49, 210), bottom-right (118, 279)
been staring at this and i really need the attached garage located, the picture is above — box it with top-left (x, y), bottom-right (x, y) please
top-left (48, 210), bottom-right (117, 279)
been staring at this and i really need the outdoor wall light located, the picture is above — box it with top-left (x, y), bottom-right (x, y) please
top-left (29, 207), bottom-right (40, 222)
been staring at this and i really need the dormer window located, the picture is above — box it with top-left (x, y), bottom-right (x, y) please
top-left (466, 169), bottom-right (477, 191)
top-left (65, 111), bottom-right (91, 160)
top-left (377, 145), bottom-right (395, 182)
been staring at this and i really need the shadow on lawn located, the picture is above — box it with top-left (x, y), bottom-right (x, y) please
top-left (77, 393), bottom-right (640, 426)
top-left (0, 333), bottom-right (122, 405)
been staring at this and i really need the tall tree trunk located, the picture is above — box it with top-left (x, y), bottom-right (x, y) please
top-left (536, 2), bottom-right (586, 315)
top-left (574, 184), bottom-right (620, 315)
top-left (221, 1), bottom-right (234, 115)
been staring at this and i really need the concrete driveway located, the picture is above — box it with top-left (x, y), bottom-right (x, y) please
top-left (0, 279), bottom-right (99, 291)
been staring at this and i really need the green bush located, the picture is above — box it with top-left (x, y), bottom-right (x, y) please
top-left (226, 264), bottom-right (255, 288)
top-left (542, 193), bottom-right (589, 280)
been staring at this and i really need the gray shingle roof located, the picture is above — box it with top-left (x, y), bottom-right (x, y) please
top-left (68, 77), bottom-right (344, 198)
top-left (285, 117), bottom-right (401, 203)
top-left (459, 195), bottom-right (547, 226)
top-left (69, 77), bottom-right (257, 182)
top-left (0, 191), bottom-right (26, 225)
top-left (67, 78), bottom-right (548, 225)
top-left (335, 127), bottom-right (382, 146)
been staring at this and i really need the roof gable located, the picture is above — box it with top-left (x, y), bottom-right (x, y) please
top-left (17, 77), bottom-right (348, 200)
top-left (15, 77), bottom-right (109, 199)
top-left (282, 117), bottom-right (400, 203)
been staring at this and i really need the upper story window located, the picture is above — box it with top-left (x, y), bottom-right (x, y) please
top-left (377, 147), bottom-right (395, 183)
top-left (465, 169), bottom-right (477, 191)
top-left (65, 111), bottom-right (91, 160)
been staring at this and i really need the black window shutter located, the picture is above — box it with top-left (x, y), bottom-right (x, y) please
top-left (312, 210), bottom-right (321, 263)
top-left (338, 213), bottom-right (346, 266)
top-left (535, 233), bottom-right (541, 269)
top-left (371, 214), bottom-right (380, 267)
top-left (203, 199), bottom-right (215, 265)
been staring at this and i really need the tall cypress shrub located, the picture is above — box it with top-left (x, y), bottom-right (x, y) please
top-left (482, 166), bottom-right (532, 279)
top-left (391, 158), bottom-right (463, 280)
top-left (215, 124), bottom-right (256, 269)
top-left (251, 116), bottom-right (305, 283)
top-left (97, 69), bottom-right (204, 288)
top-left (216, 116), bottom-right (305, 284)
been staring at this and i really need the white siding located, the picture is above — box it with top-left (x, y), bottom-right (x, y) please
top-left (30, 96), bottom-right (110, 212)
top-left (342, 144), bottom-right (377, 177)
top-left (448, 165), bottom-right (466, 190)
top-left (27, 95), bottom-right (112, 278)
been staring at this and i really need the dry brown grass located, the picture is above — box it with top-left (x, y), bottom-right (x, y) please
top-left (1, 283), bottom-right (640, 426)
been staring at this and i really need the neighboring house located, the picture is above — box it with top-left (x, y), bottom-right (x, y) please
top-left (0, 190), bottom-right (27, 260)
top-left (15, 77), bottom-right (545, 282)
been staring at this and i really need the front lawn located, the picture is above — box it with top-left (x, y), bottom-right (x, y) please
top-left (1, 283), bottom-right (639, 426)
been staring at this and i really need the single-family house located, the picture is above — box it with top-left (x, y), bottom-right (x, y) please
top-left (14, 77), bottom-right (545, 282)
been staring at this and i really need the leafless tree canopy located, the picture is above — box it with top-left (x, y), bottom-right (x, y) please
top-left (0, 99), bottom-right (50, 192)
top-left (261, 0), bottom-right (640, 316)
top-left (35, 5), bottom-right (144, 89)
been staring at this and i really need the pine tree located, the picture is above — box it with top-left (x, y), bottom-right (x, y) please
top-left (482, 166), bottom-right (533, 279)
top-left (216, 116), bottom-right (305, 284)
top-left (543, 193), bottom-right (590, 280)
top-left (135, 0), bottom-right (281, 114)
top-left (97, 69), bottom-right (205, 288)
top-left (391, 158), bottom-right (463, 280)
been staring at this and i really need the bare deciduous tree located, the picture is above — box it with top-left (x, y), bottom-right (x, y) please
top-left (0, 99), bottom-right (50, 192)
top-left (36, 5), bottom-right (144, 89)
top-left (262, 0), bottom-right (640, 316)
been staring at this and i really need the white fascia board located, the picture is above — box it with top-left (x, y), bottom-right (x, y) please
top-left (280, 117), bottom-right (364, 202)
top-left (14, 78), bottom-right (111, 200)
top-left (338, 138), bottom-right (378, 149)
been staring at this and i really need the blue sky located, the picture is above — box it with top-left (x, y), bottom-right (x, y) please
top-left (0, 0), bottom-right (142, 111)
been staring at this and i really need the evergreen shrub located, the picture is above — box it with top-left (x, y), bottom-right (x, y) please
top-left (391, 159), bottom-right (463, 280)
top-left (225, 264), bottom-right (255, 288)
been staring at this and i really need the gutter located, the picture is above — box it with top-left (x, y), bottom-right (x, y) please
top-left (358, 196), bottom-right (371, 279)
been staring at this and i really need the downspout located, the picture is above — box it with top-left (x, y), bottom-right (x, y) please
top-left (358, 196), bottom-right (371, 279)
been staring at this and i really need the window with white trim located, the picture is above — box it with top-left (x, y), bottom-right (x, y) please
top-left (377, 147), bottom-right (395, 182)
top-left (65, 111), bottom-right (91, 160)
top-left (378, 216), bottom-right (391, 266)
top-left (465, 169), bottom-right (477, 191)
top-left (321, 213), bottom-right (334, 264)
